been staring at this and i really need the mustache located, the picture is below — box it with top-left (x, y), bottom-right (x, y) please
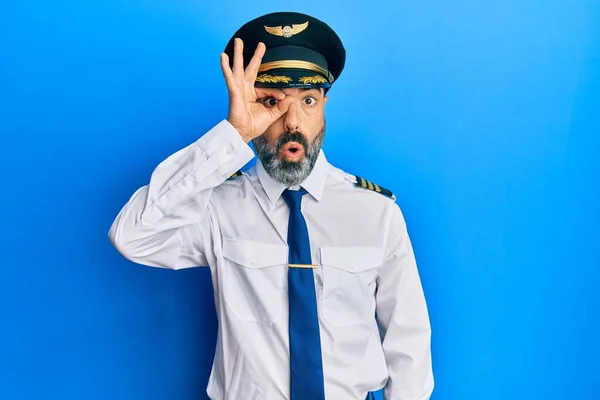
top-left (274, 131), bottom-right (309, 152)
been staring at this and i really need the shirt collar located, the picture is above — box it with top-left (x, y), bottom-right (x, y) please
top-left (257, 150), bottom-right (329, 205)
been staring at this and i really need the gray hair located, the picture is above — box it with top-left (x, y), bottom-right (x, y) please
top-left (253, 123), bottom-right (326, 187)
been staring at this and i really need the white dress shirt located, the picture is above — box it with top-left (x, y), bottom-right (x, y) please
top-left (108, 120), bottom-right (434, 400)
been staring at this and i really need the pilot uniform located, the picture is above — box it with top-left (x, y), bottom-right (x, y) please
top-left (108, 11), bottom-right (433, 400)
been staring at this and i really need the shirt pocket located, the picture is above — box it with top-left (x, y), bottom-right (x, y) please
top-left (320, 246), bottom-right (384, 327)
top-left (221, 238), bottom-right (288, 326)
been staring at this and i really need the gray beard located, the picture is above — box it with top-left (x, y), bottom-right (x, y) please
top-left (253, 123), bottom-right (326, 187)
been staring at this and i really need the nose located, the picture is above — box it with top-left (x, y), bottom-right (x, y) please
top-left (283, 102), bottom-right (299, 133)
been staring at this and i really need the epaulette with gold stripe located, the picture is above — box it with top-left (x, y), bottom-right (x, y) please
top-left (354, 175), bottom-right (394, 199)
top-left (227, 170), bottom-right (243, 180)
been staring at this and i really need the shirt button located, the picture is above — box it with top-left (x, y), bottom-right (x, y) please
top-left (250, 258), bottom-right (257, 265)
top-left (225, 146), bottom-right (234, 154)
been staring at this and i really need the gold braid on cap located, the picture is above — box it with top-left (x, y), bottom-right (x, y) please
top-left (255, 74), bottom-right (292, 84)
top-left (299, 75), bottom-right (328, 84)
top-left (258, 60), bottom-right (334, 83)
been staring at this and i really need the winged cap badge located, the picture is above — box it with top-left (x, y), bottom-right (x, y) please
top-left (264, 21), bottom-right (309, 38)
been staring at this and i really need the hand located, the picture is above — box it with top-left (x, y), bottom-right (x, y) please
top-left (220, 38), bottom-right (291, 143)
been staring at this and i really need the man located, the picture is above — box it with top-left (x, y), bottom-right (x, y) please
top-left (108, 11), bottom-right (433, 400)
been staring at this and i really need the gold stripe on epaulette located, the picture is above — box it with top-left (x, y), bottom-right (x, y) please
top-left (227, 170), bottom-right (242, 180)
top-left (354, 174), bottom-right (394, 199)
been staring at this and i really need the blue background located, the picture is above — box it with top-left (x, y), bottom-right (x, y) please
top-left (1, 1), bottom-right (599, 399)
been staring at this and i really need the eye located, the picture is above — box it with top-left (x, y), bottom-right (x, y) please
top-left (262, 97), bottom-right (279, 108)
top-left (303, 96), bottom-right (317, 106)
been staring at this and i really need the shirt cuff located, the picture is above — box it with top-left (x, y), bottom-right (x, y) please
top-left (195, 119), bottom-right (255, 178)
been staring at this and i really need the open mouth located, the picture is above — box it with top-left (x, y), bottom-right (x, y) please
top-left (280, 142), bottom-right (306, 158)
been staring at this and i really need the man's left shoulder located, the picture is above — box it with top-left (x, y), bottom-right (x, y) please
top-left (349, 174), bottom-right (396, 200)
top-left (329, 165), bottom-right (396, 201)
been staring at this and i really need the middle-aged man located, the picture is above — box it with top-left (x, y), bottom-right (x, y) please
top-left (108, 11), bottom-right (434, 400)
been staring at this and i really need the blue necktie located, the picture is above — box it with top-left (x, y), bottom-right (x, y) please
top-left (282, 188), bottom-right (326, 400)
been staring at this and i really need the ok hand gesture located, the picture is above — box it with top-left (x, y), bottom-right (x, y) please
top-left (220, 39), bottom-right (291, 143)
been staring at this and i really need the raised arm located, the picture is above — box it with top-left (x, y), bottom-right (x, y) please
top-left (108, 39), bottom-right (293, 269)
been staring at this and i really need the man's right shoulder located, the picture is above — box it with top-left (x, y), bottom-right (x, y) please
top-left (225, 170), bottom-right (244, 181)
top-left (219, 167), bottom-right (258, 188)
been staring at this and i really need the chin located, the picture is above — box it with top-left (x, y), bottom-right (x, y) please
top-left (279, 154), bottom-right (305, 163)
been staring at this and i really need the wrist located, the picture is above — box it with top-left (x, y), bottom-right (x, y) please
top-left (239, 132), bottom-right (254, 144)
top-left (227, 119), bottom-right (253, 143)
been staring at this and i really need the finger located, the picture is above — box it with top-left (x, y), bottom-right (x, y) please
top-left (268, 96), bottom-right (293, 120)
top-left (220, 53), bottom-right (236, 93)
top-left (233, 38), bottom-right (244, 80)
top-left (245, 42), bottom-right (266, 81)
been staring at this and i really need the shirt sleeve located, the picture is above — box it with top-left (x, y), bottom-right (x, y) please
top-left (107, 119), bottom-right (255, 269)
top-left (375, 204), bottom-right (434, 400)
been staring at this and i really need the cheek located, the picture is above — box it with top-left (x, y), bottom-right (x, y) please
top-left (302, 107), bottom-right (325, 142)
top-left (261, 120), bottom-right (282, 141)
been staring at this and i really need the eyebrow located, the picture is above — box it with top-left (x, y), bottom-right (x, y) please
top-left (277, 88), bottom-right (324, 96)
top-left (299, 88), bottom-right (323, 95)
